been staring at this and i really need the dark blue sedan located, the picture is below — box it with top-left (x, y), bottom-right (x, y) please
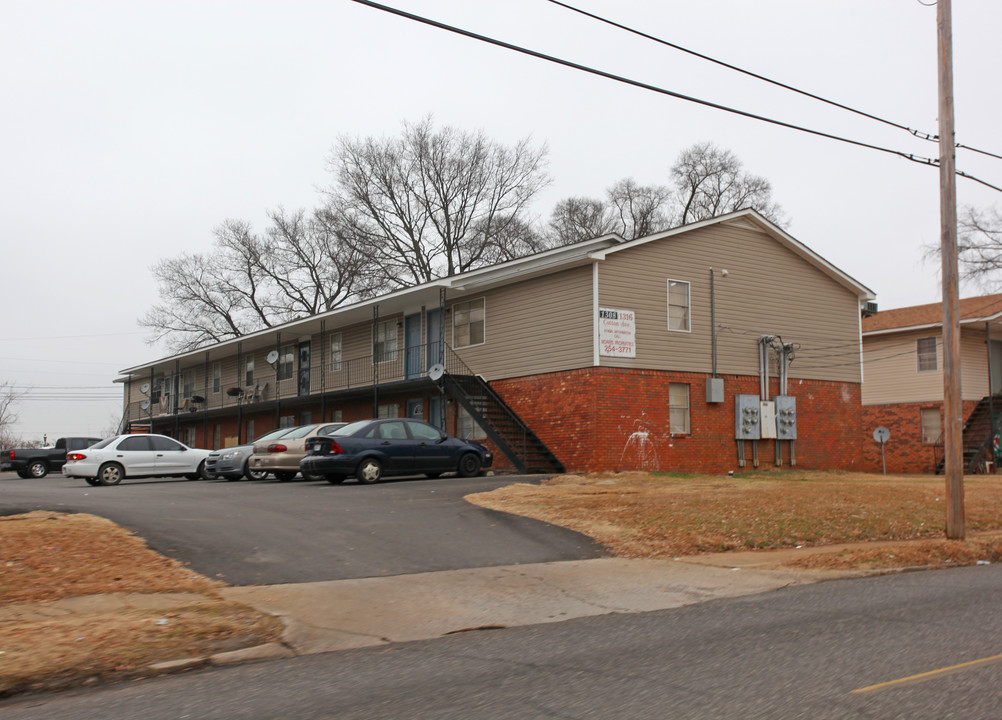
top-left (299, 418), bottom-right (493, 484)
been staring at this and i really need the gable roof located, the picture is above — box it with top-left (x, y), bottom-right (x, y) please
top-left (120, 209), bottom-right (872, 375)
top-left (862, 293), bottom-right (1002, 335)
top-left (591, 208), bottom-right (876, 301)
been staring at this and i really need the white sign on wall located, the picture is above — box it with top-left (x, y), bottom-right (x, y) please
top-left (599, 308), bottom-right (636, 358)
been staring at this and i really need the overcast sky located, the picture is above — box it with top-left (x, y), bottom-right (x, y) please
top-left (3, 0), bottom-right (1001, 442)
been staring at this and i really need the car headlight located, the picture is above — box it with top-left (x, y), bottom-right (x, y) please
top-left (221, 451), bottom-right (240, 460)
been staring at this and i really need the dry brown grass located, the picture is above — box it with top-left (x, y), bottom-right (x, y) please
top-left (0, 512), bottom-right (282, 696)
top-left (467, 470), bottom-right (1002, 568)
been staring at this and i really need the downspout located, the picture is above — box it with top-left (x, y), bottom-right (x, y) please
top-left (275, 333), bottom-right (281, 427)
top-left (710, 268), bottom-right (717, 378)
top-left (372, 305), bottom-right (379, 417)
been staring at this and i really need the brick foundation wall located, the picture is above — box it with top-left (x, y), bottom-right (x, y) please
top-left (862, 400), bottom-right (977, 474)
top-left (493, 368), bottom-right (865, 474)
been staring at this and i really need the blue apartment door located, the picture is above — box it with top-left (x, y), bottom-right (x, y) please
top-left (426, 308), bottom-right (443, 369)
top-left (405, 314), bottom-right (422, 379)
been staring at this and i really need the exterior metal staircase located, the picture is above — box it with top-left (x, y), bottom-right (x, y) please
top-left (434, 347), bottom-right (565, 475)
top-left (935, 394), bottom-right (1002, 474)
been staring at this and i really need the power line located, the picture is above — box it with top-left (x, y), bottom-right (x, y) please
top-left (547, 0), bottom-right (1002, 163)
top-left (350, 0), bottom-right (1002, 193)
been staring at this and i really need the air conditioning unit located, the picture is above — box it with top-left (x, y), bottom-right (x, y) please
top-left (862, 301), bottom-right (879, 317)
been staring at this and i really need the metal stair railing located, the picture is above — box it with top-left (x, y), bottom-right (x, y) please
top-left (437, 346), bottom-right (565, 474)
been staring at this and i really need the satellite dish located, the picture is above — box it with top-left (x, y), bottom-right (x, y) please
top-left (266, 350), bottom-right (280, 366)
top-left (140, 399), bottom-right (151, 410)
top-left (140, 382), bottom-right (151, 395)
top-left (427, 364), bottom-right (446, 382)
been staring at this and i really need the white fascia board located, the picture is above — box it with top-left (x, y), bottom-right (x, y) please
top-left (590, 209), bottom-right (876, 301)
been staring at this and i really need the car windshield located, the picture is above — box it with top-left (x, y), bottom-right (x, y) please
top-left (276, 424), bottom-right (319, 439)
top-left (90, 437), bottom-right (118, 449)
top-left (330, 420), bottom-right (372, 437)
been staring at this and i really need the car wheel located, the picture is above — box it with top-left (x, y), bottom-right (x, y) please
top-left (457, 452), bottom-right (483, 478)
top-left (326, 474), bottom-right (346, 485)
top-left (244, 460), bottom-right (268, 481)
top-left (97, 462), bottom-right (124, 486)
top-left (185, 460), bottom-right (208, 480)
top-left (84, 477), bottom-right (100, 486)
top-left (27, 460), bottom-right (48, 478)
top-left (274, 470), bottom-right (296, 482)
top-left (16, 469), bottom-right (31, 479)
top-left (355, 458), bottom-right (382, 484)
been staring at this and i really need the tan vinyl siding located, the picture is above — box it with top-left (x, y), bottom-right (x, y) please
top-left (598, 222), bottom-right (863, 383)
top-left (862, 328), bottom-right (991, 405)
top-left (862, 331), bottom-right (943, 405)
top-left (451, 265), bottom-right (594, 380)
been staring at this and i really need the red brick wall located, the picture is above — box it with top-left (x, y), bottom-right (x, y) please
top-left (862, 400), bottom-right (977, 474)
top-left (493, 368), bottom-right (865, 474)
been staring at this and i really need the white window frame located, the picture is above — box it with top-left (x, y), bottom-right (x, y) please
top-left (277, 344), bottom-right (295, 381)
top-left (378, 403), bottom-right (400, 418)
top-left (458, 406), bottom-right (487, 440)
top-left (245, 357), bottom-right (254, 387)
top-left (917, 337), bottom-right (938, 372)
top-left (374, 321), bottom-right (398, 364)
top-left (921, 407), bottom-right (942, 444)
top-left (211, 362), bottom-right (221, 394)
top-left (667, 279), bottom-right (691, 333)
top-left (669, 383), bottom-right (690, 434)
top-left (330, 332), bottom-right (343, 372)
top-left (452, 298), bottom-right (486, 349)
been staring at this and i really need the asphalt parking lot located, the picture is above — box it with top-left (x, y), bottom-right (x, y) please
top-left (0, 471), bottom-right (606, 585)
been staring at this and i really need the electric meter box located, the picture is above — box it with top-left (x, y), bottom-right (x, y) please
top-left (735, 395), bottom-right (761, 439)
top-left (774, 395), bottom-right (797, 440)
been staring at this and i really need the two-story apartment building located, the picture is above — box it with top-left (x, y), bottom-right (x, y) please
top-left (862, 294), bottom-right (1002, 474)
top-left (118, 209), bottom-right (875, 474)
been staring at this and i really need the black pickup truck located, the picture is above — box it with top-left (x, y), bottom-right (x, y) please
top-left (5, 437), bottom-right (102, 478)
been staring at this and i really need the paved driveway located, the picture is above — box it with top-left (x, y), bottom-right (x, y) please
top-left (0, 472), bottom-right (605, 585)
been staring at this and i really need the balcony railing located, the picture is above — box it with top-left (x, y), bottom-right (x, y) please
top-left (125, 342), bottom-right (445, 425)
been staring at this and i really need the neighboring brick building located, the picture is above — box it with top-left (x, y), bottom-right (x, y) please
top-left (118, 209), bottom-right (874, 474)
top-left (862, 294), bottom-right (1002, 474)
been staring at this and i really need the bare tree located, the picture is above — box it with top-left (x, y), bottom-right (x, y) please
top-left (548, 143), bottom-right (783, 246)
top-left (0, 381), bottom-right (26, 449)
top-left (141, 208), bottom-right (375, 353)
top-left (328, 117), bottom-right (551, 287)
top-left (671, 142), bottom-right (784, 225)
top-left (956, 205), bottom-right (1002, 286)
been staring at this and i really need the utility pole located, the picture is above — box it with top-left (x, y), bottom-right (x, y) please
top-left (938, 0), bottom-right (965, 539)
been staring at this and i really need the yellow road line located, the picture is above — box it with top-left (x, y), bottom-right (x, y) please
top-left (852, 653), bottom-right (1002, 694)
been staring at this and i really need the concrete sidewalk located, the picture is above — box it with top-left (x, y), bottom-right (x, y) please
top-left (220, 556), bottom-right (858, 656)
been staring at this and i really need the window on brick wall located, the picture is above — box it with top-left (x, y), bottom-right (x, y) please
top-left (917, 337), bottom-right (938, 372)
top-left (458, 406), bottom-right (487, 440)
top-left (921, 408), bottom-right (942, 444)
top-left (669, 383), bottom-right (690, 434)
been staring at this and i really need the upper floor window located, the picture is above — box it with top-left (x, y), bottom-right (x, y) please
top-left (667, 280), bottom-right (690, 332)
top-left (277, 345), bottom-right (295, 381)
top-left (917, 337), bottom-right (938, 372)
top-left (330, 332), bottom-right (343, 372)
top-left (453, 298), bottom-right (485, 348)
top-left (374, 321), bottom-right (398, 363)
top-left (211, 362), bottom-right (221, 394)
top-left (245, 357), bottom-right (254, 386)
top-left (182, 370), bottom-right (196, 398)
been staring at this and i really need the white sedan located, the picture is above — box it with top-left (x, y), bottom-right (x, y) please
top-left (62, 434), bottom-right (212, 486)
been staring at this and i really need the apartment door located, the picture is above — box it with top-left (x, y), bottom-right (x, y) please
top-left (426, 308), bottom-right (444, 369)
top-left (405, 313), bottom-right (423, 379)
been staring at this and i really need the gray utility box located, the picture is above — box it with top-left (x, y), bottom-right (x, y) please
top-left (735, 395), bottom-right (761, 439)
top-left (774, 395), bottom-right (797, 440)
top-left (706, 377), bottom-right (725, 403)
